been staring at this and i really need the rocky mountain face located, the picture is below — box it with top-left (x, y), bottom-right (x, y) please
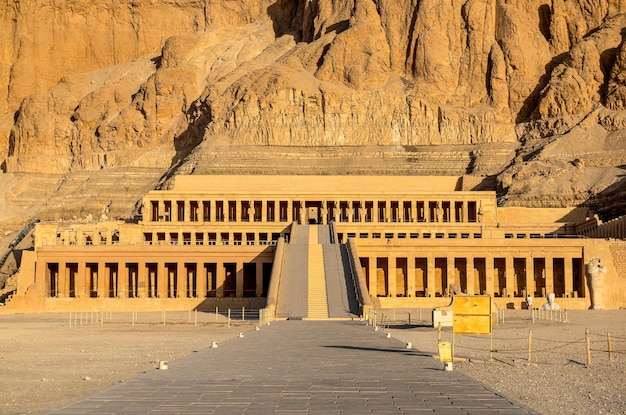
top-left (1, 0), bottom-right (626, 230)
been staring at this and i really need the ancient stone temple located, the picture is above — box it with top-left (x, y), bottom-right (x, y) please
top-left (2, 175), bottom-right (626, 315)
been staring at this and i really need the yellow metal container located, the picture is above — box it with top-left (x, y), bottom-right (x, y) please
top-left (438, 341), bottom-right (452, 362)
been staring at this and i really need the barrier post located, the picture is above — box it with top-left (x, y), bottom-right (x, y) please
top-left (608, 332), bottom-right (613, 361)
top-left (528, 330), bottom-right (532, 363)
top-left (586, 329), bottom-right (591, 366)
top-left (228, 308), bottom-right (231, 328)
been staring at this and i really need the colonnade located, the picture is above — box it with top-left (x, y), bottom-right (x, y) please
top-left (146, 198), bottom-right (482, 225)
top-left (360, 254), bottom-right (586, 299)
top-left (44, 260), bottom-right (271, 299)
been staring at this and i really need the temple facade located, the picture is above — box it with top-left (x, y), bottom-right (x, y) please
top-left (2, 175), bottom-right (625, 314)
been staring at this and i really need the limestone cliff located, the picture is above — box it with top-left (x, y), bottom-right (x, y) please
top-left (2, 0), bottom-right (626, 228)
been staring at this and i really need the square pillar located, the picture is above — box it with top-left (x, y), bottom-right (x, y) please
top-left (236, 262), bottom-right (244, 298)
top-left (526, 256), bottom-right (535, 299)
top-left (216, 262), bottom-right (225, 298)
top-left (57, 262), bottom-right (67, 298)
top-left (287, 201), bottom-right (293, 223)
top-left (564, 257), bottom-right (573, 298)
top-left (117, 264), bottom-right (126, 298)
top-left (97, 261), bottom-right (106, 298)
top-left (197, 263), bottom-right (207, 298)
top-left (235, 200), bottom-right (242, 223)
top-left (261, 200), bottom-right (267, 222)
top-left (427, 256), bottom-right (436, 297)
top-left (368, 257), bottom-right (377, 297)
top-left (505, 257), bottom-right (514, 298)
top-left (158, 262), bottom-right (167, 298)
top-left (137, 262), bottom-right (146, 298)
top-left (466, 256), bottom-right (475, 295)
top-left (485, 255), bottom-right (494, 296)
top-left (209, 201), bottom-right (216, 222)
top-left (545, 257), bottom-right (554, 294)
top-left (184, 200), bottom-right (191, 222)
top-left (447, 257), bottom-right (455, 287)
top-left (384, 200), bottom-right (390, 222)
top-left (256, 261), bottom-right (264, 297)
top-left (178, 262), bottom-right (187, 298)
top-left (76, 262), bottom-right (86, 298)
top-left (388, 255), bottom-right (397, 297)
top-left (407, 256), bottom-right (416, 297)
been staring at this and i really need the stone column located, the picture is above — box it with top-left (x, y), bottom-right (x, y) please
top-left (57, 262), bottom-right (67, 298)
top-left (564, 257), bottom-right (573, 297)
top-left (485, 255), bottom-right (494, 296)
top-left (348, 201), bottom-right (353, 222)
top-left (184, 200), bottom-right (191, 222)
top-left (505, 256), bottom-right (514, 298)
top-left (117, 264), bottom-right (126, 298)
top-left (384, 200), bottom-right (391, 222)
top-left (526, 257), bottom-right (535, 298)
top-left (197, 263), bottom-right (206, 298)
top-left (216, 262), bottom-right (225, 298)
top-left (158, 262), bottom-right (167, 298)
top-left (466, 256), bottom-right (475, 295)
top-left (450, 202), bottom-right (456, 223)
top-left (287, 200), bottom-right (293, 223)
top-left (388, 255), bottom-right (397, 297)
top-left (210, 201), bottom-right (216, 222)
top-left (158, 200), bottom-right (165, 221)
top-left (76, 262), bottom-right (86, 298)
top-left (368, 257), bottom-right (377, 297)
top-left (447, 257), bottom-right (455, 289)
top-left (235, 200), bottom-right (241, 223)
top-left (137, 261), bottom-right (146, 298)
top-left (97, 261), bottom-right (106, 298)
top-left (427, 256), bottom-right (436, 297)
top-left (545, 257), bottom-right (554, 295)
top-left (410, 201), bottom-right (416, 222)
top-left (407, 256), bottom-right (416, 297)
top-left (236, 262), bottom-right (244, 298)
top-left (256, 261), bottom-right (264, 297)
top-left (262, 200), bottom-right (267, 222)
top-left (178, 262), bottom-right (186, 298)
top-left (462, 201), bottom-right (468, 223)
top-left (425, 200), bottom-right (431, 222)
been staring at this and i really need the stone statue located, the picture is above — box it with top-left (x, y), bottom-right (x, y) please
top-left (321, 205), bottom-right (328, 224)
top-left (346, 205), bottom-right (354, 222)
top-left (299, 205), bottom-right (305, 224)
top-left (247, 205), bottom-right (254, 222)
top-left (586, 257), bottom-right (606, 310)
top-left (358, 206), bottom-right (366, 222)
top-left (333, 204), bottom-right (340, 222)
top-left (541, 293), bottom-right (560, 310)
top-left (449, 283), bottom-right (462, 296)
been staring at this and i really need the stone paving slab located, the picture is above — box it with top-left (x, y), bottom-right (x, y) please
top-left (45, 321), bottom-right (540, 415)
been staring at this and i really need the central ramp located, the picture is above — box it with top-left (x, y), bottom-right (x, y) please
top-left (276, 224), bottom-right (358, 320)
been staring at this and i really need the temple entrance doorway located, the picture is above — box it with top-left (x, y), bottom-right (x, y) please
top-left (308, 207), bottom-right (319, 224)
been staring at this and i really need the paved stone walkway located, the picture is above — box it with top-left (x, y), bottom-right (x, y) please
top-left (46, 321), bottom-right (539, 414)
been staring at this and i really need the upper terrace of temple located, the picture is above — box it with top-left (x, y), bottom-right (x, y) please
top-left (143, 175), bottom-right (497, 225)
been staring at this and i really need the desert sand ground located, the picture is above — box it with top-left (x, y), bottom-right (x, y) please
top-left (0, 309), bottom-right (624, 415)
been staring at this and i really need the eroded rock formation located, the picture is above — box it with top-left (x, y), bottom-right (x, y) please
top-left (2, 0), bottom-right (626, 228)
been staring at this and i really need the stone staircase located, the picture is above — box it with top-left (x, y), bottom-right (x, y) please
top-left (307, 230), bottom-right (329, 319)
